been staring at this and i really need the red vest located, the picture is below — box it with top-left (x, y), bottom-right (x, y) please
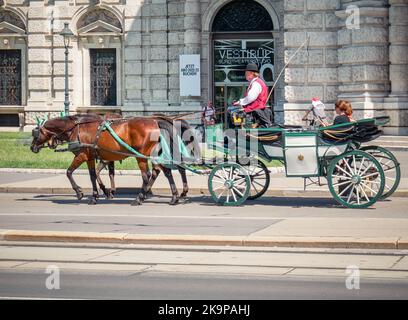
top-left (243, 78), bottom-right (268, 113)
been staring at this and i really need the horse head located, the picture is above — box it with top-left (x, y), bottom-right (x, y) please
top-left (30, 116), bottom-right (76, 153)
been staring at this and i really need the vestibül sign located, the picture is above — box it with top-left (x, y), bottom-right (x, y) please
top-left (180, 54), bottom-right (201, 96)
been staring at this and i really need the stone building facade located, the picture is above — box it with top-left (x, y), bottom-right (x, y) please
top-left (0, 0), bottom-right (407, 134)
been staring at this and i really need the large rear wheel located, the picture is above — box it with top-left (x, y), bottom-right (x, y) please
top-left (360, 146), bottom-right (400, 199)
top-left (328, 150), bottom-right (385, 209)
top-left (208, 163), bottom-right (250, 206)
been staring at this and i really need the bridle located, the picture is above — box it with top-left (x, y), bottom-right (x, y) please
top-left (32, 118), bottom-right (102, 150)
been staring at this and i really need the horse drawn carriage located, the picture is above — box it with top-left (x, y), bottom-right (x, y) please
top-left (31, 112), bottom-right (400, 209)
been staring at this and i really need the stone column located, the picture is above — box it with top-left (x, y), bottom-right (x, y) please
top-left (181, 0), bottom-right (202, 111)
top-left (336, 0), bottom-right (389, 118)
top-left (389, 0), bottom-right (408, 97)
top-left (283, 0), bottom-right (339, 125)
top-left (385, 0), bottom-right (408, 135)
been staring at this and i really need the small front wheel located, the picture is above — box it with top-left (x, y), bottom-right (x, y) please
top-left (208, 163), bottom-right (250, 206)
top-left (328, 150), bottom-right (385, 209)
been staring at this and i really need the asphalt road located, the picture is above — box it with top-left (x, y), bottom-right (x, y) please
top-left (0, 193), bottom-right (408, 238)
top-left (0, 269), bottom-right (407, 300)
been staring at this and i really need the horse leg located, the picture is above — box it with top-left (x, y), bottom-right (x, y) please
top-left (87, 160), bottom-right (99, 205)
top-left (131, 159), bottom-right (150, 206)
top-left (96, 161), bottom-right (110, 198)
top-left (178, 167), bottom-right (189, 201)
top-left (67, 154), bottom-right (87, 200)
top-left (144, 165), bottom-right (161, 198)
top-left (108, 161), bottom-right (116, 199)
top-left (162, 166), bottom-right (179, 205)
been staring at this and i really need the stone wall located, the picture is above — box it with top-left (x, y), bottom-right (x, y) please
top-left (283, 0), bottom-right (340, 124)
top-left (0, 0), bottom-right (407, 133)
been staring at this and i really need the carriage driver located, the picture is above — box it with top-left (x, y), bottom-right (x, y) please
top-left (233, 63), bottom-right (272, 128)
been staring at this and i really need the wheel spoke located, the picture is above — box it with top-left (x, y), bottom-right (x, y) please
top-left (360, 171), bottom-right (380, 180)
top-left (360, 162), bottom-right (374, 177)
top-left (217, 188), bottom-right (226, 199)
top-left (214, 174), bottom-right (226, 181)
top-left (357, 157), bottom-right (366, 175)
top-left (359, 185), bottom-right (370, 202)
top-left (344, 159), bottom-right (355, 176)
top-left (332, 174), bottom-right (351, 181)
top-left (335, 165), bottom-right (353, 178)
top-left (332, 180), bottom-right (353, 188)
top-left (339, 182), bottom-right (354, 196)
top-left (231, 188), bottom-right (237, 202)
top-left (356, 186), bottom-right (360, 205)
top-left (213, 185), bottom-right (226, 191)
top-left (233, 187), bottom-right (244, 197)
top-left (346, 186), bottom-right (355, 203)
top-left (360, 181), bottom-right (377, 195)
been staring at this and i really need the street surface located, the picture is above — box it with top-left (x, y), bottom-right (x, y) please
top-left (0, 242), bottom-right (408, 299)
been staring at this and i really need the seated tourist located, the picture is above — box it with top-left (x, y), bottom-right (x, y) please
top-left (334, 100), bottom-right (354, 125)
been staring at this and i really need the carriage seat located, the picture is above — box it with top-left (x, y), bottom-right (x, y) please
top-left (245, 129), bottom-right (283, 144)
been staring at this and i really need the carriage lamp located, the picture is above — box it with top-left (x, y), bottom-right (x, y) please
top-left (59, 23), bottom-right (74, 115)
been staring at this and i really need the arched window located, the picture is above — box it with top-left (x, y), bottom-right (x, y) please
top-left (212, 0), bottom-right (273, 32)
top-left (74, 7), bottom-right (123, 109)
top-left (0, 9), bottom-right (27, 109)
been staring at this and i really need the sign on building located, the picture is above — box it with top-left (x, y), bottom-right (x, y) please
top-left (179, 54), bottom-right (201, 96)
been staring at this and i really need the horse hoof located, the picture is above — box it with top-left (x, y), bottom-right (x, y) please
top-left (169, 198), bottom-right (179, 206)
top-left (180, 196), bottom-right (191, 203)
top-left (108, 189), bottom-right (116, 199)
top-left (76, 192), bottom-right (84, 200)
top-left (88, 198), bottom-right (97, 205)
top-left (131, 199), bottom-right (142, 206)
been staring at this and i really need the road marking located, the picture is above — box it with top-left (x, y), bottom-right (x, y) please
top-left (0, 296), bottom-right (86, 300)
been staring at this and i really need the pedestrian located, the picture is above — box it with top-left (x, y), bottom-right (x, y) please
top-left (201, 101), bottom-right (216, 143)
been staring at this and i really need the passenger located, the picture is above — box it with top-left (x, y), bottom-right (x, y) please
top-left (334, 100), bottom-right (354, 125)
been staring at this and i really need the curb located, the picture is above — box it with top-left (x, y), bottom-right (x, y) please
top-left (0, 186), bottom-right (408, 198)
top-left (0, 229), bottom-right (406, 250)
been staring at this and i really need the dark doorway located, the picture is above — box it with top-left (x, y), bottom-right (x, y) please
top-left (211, 1), bottom-right (274, 127)
top-left (90, 48), bottom-right (117, 106)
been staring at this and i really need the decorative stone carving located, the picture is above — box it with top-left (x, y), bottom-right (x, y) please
top-left (212, 0), bottom-right (273, 32)
top-left (77, 8), bottom-right (121, 31)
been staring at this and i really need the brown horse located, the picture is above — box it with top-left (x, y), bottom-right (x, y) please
top-left (31, 114), bottom-right (184, 205)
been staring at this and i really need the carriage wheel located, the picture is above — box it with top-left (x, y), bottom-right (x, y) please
top-left (360, 146), bottom-right (400, 199)
top-left (237, 158), bottom-right (270, 200)
top-left (328, 150), bottom-right (385, 209)
top-left (208, 163), bottom-right (250, 206)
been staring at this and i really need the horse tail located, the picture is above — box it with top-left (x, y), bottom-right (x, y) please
top-left (157, 119), bottom-right (180, 162)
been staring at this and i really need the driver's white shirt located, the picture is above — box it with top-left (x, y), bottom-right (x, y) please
top-left (239, 77), bottom-right (262, 106)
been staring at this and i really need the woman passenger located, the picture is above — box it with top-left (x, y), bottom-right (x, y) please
top-left (334, 100), bottom-right (354, 125)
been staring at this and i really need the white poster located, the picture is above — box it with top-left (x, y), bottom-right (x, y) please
top-left (179, 54), bottom-right (201, 96)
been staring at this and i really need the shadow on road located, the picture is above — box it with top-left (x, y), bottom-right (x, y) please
top-left (13, 193), bottom-right (361, 209)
